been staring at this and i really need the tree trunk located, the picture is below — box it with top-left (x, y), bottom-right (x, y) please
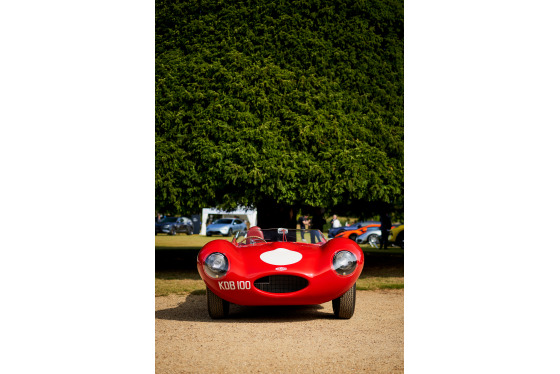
top-left (255, 200), bottom-right (297, 229)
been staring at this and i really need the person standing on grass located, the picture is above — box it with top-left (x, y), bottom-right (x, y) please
top-left (331, 215), bottom-right (341, 229)
top-left (297, 214), bottom-right (310, 242)
top-left (380, 212), bottom-right (392, 249)
top-left (310, 210), bottom-right (327, 244)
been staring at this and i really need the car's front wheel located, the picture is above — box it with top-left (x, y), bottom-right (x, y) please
top-left (396, 232), bottom-right (404, 249)
top-left (223, 228), bottom-right (232, 237)
top-left (368, 234), bottom-right (380, 248)
top-left (168, 228), bottom-right (176, 236)
top-left (187, 226), bottom-right (193, 235)
top-left (206, 286), bottom-right (230, 319)
top-left (332, 283), bottom-right (356, 319)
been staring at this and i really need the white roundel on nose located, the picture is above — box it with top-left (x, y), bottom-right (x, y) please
top-left (260, 248), bottom-right (302, 266)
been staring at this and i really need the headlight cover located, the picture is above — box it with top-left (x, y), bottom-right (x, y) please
top-left (203, 252), bottom-right (229, 279)
top-left (332, 251), bottom-right (357, 276)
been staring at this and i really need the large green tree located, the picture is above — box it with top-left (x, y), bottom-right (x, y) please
top-left (156, 0), bottom-right (404, 223)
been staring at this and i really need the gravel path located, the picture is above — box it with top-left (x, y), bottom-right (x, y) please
top-left (156, 290), bottom-right (403, 373)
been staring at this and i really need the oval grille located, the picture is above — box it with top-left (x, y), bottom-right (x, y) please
top-left (254, 275), bottom-right (308, 293)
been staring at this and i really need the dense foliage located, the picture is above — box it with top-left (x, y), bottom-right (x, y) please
top-left (156, 0), bottom-right (403, 218)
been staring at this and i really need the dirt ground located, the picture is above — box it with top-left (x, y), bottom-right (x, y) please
top-left (155, 290), bottom-right (403, 373)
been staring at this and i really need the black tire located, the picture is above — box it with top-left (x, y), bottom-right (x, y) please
top-left (223, 228), bottom-right (233, 237)
top-left (168, 228), bottom-right (176, 236)
top-left (207, 286), bottom-right (230, 319)
top-left (187, 226), bottom-right (193, 235)
top-left (349, 233), bottom-right (357, 241)
top-left (332, 283), bottom-right (356, 319)
top-left (368, 234), bottom-right (380, 248)
top-left (206, 233), bottom-right (212, 237)
top-left (396, 232), bottom-right (404, 249)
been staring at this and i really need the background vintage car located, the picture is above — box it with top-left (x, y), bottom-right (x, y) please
top-left (328, 220), bottom-right (380, 238)
top-left (206, 218), bottom-right (247, 237)
top-left (355, 227), bottom-right (382, 245)
top-left (388, 224), bottom-right (404, 249)
top-left (334, 222), bottom-right (381, 241)
top-left (155, 216), bottom-right (194, 235)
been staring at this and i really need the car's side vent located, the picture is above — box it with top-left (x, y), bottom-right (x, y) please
top-left (253, 275), bottom-right (308, 293)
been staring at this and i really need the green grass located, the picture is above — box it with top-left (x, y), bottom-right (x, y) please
top-left (378, 284), bottom-right (404, 290)
top-left (360, 245), bottom-right (404, 254)
top-left (155, 234), bottom-right (220, 250)
top-left (356, 266), bottom-right (403, 291)
top-left (155, 271), bottom-right (205, 296)
top-left (155, 267), bottom-right (403, 296)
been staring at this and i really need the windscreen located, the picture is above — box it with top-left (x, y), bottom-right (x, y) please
top-left (214, 219), bottom-right (233, 224)
top-left (237, 228), bottom-right (326, 244)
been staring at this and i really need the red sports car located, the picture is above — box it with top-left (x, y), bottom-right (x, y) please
top-left (197, 227), bottom-right (364, 319)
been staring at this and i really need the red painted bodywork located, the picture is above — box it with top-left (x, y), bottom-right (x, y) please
top-left (197, 237), bottom-right (364, 306)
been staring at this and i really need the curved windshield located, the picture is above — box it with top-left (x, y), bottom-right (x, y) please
top-left (161, 217), bottom-right (179, 223)
top-left (213, 219), bottom-right (233, 224)
top-left (236, 228), bottom-right (326, 245)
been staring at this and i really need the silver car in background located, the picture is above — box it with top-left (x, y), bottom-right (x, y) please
top-left (355, 227), bottom-right (382, 248)
top-left (206, 218), bottom-right (247, 237)
top-left (155, 216), bottom-right (194, 235)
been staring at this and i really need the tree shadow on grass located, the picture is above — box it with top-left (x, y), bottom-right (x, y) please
top-left (155, 267), bottom-right (403, 281)
top-left (155, 271), bottom-right (202, 280)
top-left (155, 293), bottom-right (335, 323)
top-left (360, 266), bottom-right (404, 278)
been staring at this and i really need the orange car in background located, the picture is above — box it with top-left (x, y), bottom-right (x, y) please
top-left (334, 223), bottom-right (381, 241)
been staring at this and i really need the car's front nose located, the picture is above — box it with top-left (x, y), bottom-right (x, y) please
top-left (157, 223), bottom-right (174, 233)
top-left (208, 224), bottom-right (229, 234)
top-left (198, 238), bottom-right (364, 306)
top-left (201, 265), bottom-right (361, 306)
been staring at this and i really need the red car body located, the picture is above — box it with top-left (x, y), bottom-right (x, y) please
top-left (197, 228), bottom-right (364, 318)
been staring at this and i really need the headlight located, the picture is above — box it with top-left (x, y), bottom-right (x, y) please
top-left (332, 251), bottom-right (357, 276)
top-left (203, 253), bottom-right (229, 279)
